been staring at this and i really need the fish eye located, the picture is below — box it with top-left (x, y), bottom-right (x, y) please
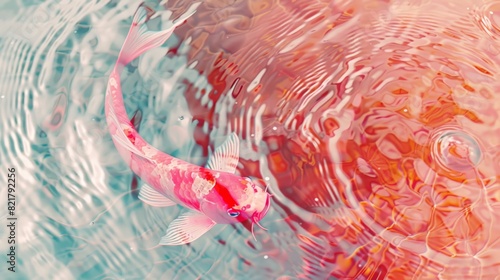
top-left (227, 209), bottom-right (240, 217)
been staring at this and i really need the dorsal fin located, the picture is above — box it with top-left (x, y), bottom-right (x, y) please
top-left (206, 133), bottom-right (240, 173)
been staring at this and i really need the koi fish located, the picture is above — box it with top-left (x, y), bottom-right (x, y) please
top-left (104, 5), bottom-right (271, 246)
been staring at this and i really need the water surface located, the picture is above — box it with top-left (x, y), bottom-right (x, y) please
top-left (1, 0), bottom-right (500, 279)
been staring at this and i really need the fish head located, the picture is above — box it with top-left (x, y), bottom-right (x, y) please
top-left (201, 174), bottom-right (271, 229)
top-left (230, 176), bottom-right (271, 230)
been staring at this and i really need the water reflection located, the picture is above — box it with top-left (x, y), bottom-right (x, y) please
top-left (167, 0), bottom-right (500, 278)
top-left (0, 0), bottom-right (499, 279)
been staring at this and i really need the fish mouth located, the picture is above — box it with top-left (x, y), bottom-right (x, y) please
top-left (252, 184), bottom-right (272, 215)
top-left (249, 192), bottom-right (271, 240)
top-left (258, 191), bottom-right (272, 219)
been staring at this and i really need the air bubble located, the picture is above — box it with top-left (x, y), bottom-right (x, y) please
top-left (431, 128), bottom-right (482, 172)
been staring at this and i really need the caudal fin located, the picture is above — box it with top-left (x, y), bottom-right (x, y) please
top-left (118, 4), bottom-right (200, 66)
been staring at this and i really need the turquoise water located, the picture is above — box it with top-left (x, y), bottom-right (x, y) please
top-left (0, 1), bottom-right (287, 279)
top-left (3, 0), bottom-right (500, 279)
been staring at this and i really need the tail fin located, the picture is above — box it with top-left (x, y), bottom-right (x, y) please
top-left (117, 3), bottom-right (200, 66)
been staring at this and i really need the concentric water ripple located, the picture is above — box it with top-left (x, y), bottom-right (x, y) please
top-left (1, 0), bottom-right (500, 279)
top-left (430, 127), bottom-right (483, 173)
top-left (166, 0), bottom-right (500, 278)
top-left (1, 0), bottom-right (295, 279)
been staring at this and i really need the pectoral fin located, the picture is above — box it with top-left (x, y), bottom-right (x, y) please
top-left (206, 132), bottom-right (240, 173)
top-left (159, 211), bottom-right (216, 246)
top-left (138, 184), bottom-right (176, 207)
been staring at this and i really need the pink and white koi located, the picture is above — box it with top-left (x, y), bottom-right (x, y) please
top-left (105, 5), bottom-right (271, 245)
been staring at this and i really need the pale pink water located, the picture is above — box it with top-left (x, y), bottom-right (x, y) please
top-left (2, 0), bottom-right (500, 279)
top-left (160, 0), bottom-right (500, 278)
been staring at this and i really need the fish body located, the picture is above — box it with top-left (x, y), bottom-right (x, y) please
top-left (105, 5), bottom-right (270, 245)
